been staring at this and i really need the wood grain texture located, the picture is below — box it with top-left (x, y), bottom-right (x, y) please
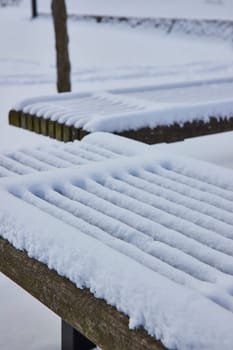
top-left (0, 237), bottom-right (166, 350)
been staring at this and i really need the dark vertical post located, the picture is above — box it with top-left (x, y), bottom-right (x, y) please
top-left (31, 0), bottom-right (37, 18)
top-left (51, 0), bottom-right (71, 92)
top-left (62, 320), bottom-right (96, 350)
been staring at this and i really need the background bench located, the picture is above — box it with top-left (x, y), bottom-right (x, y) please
top-left (9, 79), bottom-right (233, 143)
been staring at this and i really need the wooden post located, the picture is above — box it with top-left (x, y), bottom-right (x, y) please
top-left (31, 0), bottom-right (37, 18)
top-left (51, 0), bottom-right (71, 93)
top-left (62, 320), bottom-right (96, 350)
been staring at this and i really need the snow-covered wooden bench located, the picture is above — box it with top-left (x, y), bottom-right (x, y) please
top-left (9, 80), bottom-right (233, 143)
top-left (0, 133), bottom-right (151, 350)
top-left (1, 134), bottom-right (233, 350)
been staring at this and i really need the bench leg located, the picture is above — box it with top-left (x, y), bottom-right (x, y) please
top-left (62, 320), bottom-right (96, 350)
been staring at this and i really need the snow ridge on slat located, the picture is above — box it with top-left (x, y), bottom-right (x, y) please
top-left (0, 134), bottom-right (139, 178)
top-left (2, 137), bottom-right (233, 349)
top-left (22, 93), bottom-right (146, 128)
top-left (6, 151), bottom-right (54, 172)
top-left (0, 154), bottom-right (35, 175)
top-left (7, 152), bottom-right (233, 318)
top-left (157, 165), bottom-right (233, 200)
top-left (119, 173), bottom-right (233, 238)
top-left (138, 169), bottom-right (233, 216)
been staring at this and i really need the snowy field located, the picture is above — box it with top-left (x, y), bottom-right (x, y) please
top-left (37, 0), bottom-right (233, 21)
top-left (1, 1), bottom-right (233, 349)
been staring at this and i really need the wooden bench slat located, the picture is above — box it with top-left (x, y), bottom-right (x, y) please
top-left (0, 237), bottom-right (165, 350)
top-left (9, 109), bottom-right (233, 143)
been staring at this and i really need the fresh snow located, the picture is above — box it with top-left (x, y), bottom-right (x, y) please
top-left (1, 1), bottom-right (233, 350)
top-left (36, 0), bottom-right (233, 21)
top-left (13, 81), bottom-right (233, 133)
top-left (1, 149), bottom-right (233, 349)
top-left (0, 133), bottom-right (148, 177)
top-left (83, 97), bottom-right (233, 133)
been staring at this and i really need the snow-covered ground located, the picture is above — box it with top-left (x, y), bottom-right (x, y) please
top-left (36, 0), bottom-right (233, 21)
top-left (1, 1), bottom-right (233, 349)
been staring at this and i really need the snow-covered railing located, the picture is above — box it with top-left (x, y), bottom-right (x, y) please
top-left (1, 144), bottom-right (233, 350)
top-left (9, 80), bottom-right (233, 143)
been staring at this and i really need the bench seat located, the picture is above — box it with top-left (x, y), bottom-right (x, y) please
top-left (1, 137), bottom-right (233, 350)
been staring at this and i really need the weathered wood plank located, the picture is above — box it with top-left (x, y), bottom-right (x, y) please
top-left (20, 112), bottom-right (27, 129)
top-left (41, 118), bottom-right (48, 136)
top-left (9, 108), bottom-right (233, 144)
top-left (63, 125), bottom-right (72, 142)
top-left (26, 114), bottom-right (34, 131)
top-left (0, 237), bottom-right (165, 350)
top-left (33, 115), bottom-right (42, 134)
top-left (8, 110), bottom-right (21, 127)
top-left (117, 116), bottom-right (233, 144)
top-left (55, 122), bottom-right (64, 141)
top-left (48, 120), bottom-right (56, 139)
